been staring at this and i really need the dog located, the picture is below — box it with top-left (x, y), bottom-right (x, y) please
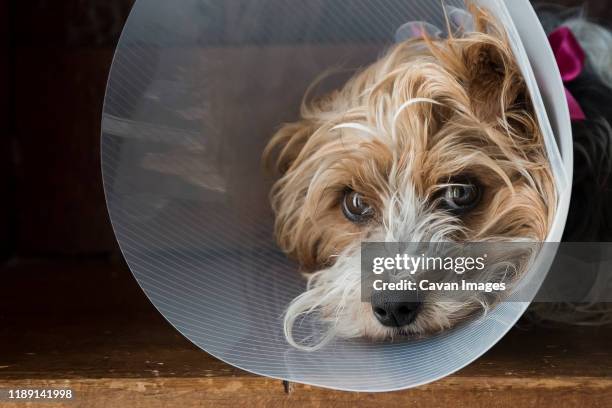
top-left (263, 4), bottom-right (612, 349)
top-left (523, 5), bottom-right (612, 326)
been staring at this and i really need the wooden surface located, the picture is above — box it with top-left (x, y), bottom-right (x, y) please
top-left (1, 260), bottom-right (611, 407)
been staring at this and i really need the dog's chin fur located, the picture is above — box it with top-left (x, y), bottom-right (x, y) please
top-left (263, 5), bottom-right (556, 350)
top-left (283, 241), bottom-right (499, 349)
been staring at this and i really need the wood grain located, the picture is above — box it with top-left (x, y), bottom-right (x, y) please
top-left (0, 260), bottom-right (611, 407)
top-left (0, 376), bottom-right (610, 408)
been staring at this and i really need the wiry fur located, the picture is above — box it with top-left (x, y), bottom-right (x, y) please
top-left (526, 6), bottom-right (612, 326)
top-left (263, 5), bottom-right (556, 350)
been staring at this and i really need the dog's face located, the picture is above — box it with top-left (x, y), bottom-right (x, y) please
top-left (264, 9), bottom-right (556, 349)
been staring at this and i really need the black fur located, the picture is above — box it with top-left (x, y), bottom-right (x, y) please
top-left (564, 72), bottom-right (612, 241)
top-left (536, 6), bottom-right (612, 241)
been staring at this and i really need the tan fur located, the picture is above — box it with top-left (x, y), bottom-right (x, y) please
top-left (262, 5), bottom-right (556, 345)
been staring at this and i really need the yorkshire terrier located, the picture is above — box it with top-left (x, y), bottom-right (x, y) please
top-left (263, 4), bottom-right (612, 349)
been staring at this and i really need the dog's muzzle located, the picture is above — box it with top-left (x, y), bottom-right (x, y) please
top-left (370, 290), bottom-right (421, 327)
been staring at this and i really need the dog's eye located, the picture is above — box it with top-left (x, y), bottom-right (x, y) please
top-left (441, 179), bottom-right (481, 214)
top-left (342, 190), bottom-right (374, 223)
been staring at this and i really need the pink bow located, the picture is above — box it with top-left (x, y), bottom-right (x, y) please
top-left (548, 26), bottom-right (586, 121)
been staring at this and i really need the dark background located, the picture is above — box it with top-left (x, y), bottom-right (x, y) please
top-left (0, 0), bottom-right (610, 320)
top-left (1, 0), bottom-right (610, 263)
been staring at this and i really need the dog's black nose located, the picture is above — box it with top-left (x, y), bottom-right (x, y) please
top-left (371, 291), bottom-right (421, 327)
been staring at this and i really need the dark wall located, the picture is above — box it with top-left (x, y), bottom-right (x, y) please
top-left (1, 0), bottom-right (611, 261)
top-left (553, 0), bottom-right (612, 20)
top-left (8, 1), bottom-right (134, 258)
top-left (2, 1), bottom-right (11, 259)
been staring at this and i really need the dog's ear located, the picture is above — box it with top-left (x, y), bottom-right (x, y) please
top-left (262, 119), bottom-right (316, 176)
top-left (460, 36), bottom-right (528, 122)
top-left (427, 6), bottom-right (529, 123)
